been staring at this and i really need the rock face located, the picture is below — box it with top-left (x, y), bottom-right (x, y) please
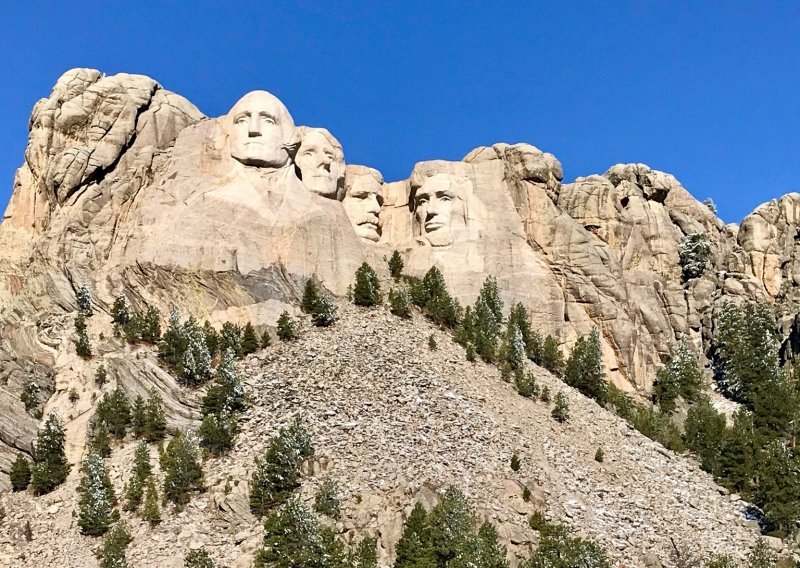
top-left (0, 68), bottom-right (799, 488)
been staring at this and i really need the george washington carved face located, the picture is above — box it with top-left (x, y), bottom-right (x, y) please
top-left (227, 91), bottom-right (296, 169)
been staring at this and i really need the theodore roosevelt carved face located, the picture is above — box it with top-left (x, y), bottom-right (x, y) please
top-left (228, 91), bottom-right (296, 169)
top-left (295, 127), bottom-right (345, 199)
top-left (343, 165), bottom-right (383, 242)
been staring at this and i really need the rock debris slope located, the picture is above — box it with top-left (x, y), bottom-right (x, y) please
top-left (0, 307), bottom-right (761, 567)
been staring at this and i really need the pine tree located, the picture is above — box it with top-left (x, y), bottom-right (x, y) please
top-left (507, 303), bottom-right (541, 361)
top-left (250, 416), bottom-right (314, 517)
top-left (141, 306), bottom-right (162, 343)
top-left (301, 279), bottom-right (323, 314)
top-left (389, 289), bottom-right (411, 318)
top-left (75, 314), bottom-right (92, 358)
top-left (219, 322), bottom-right (243, 358)
top-left (540, 335), bottom-right (565, 377)
top-left (95, 364), bottom-right (108, 386)
top-left (131, 396), bottom-right (147, 439)
top-left (679, 232), bottom-right (712, 281)
top-left (111, 295), bottom-right (131, 326)
top-left (124, 441), bottom-right (152, 512)
top-left (515, 371), bottom-right (538, 398)
top-left (476, 521), bottom-right (510, 568)
top-left (524, 520), bottom-right (610, 568)
top-left (253, 499), bottom-right (346, 568)
top-left (313, 478), bottom-right (341, 520)
top-left (77, 284), bottom-right (93, 317)
top-left (181, 318), bottom-right (212, 385)
top-left (388, 250), bottom-right (404, 279)
top-left (20, 378), bottom-right (40, 414)
top-left (349, 538), bottom-right (378, 568)
top-left (653, 341), bottom-right (704, 413)
top-left (719, 408), bottom-right (756, 494)
top-left (551, 392), bottom-right (570, 423)
top-left (161, 431), bottom-right (204, 507)
top-left (260, 330), bottom-right (272, 348)
top-left (77, 452), bottom-right (117, 536)
top-left (472, 295), bottom-right (500, 362)
top-left (276, 311), bottom-right (299, 341)
top-left (97, 523), bottom-right (131, 568)
top-left (412, 267), bottom-right (462, 328)
top-left (10, 453), bottom-right (31, 491)
top-left (500, 320), bottom-right (526, 376)
top-left (31, 412), bottom-right (69, 495)
top-left (395, 501), bottom-right (434, 567)
top-left (141, 478), bottom-right (161, 527)
top-left (199, 408), bottom-right (238, 456)
top-left (97, 387), bottom-right (132, 439)
top-left (746, 538), bottom-right (777, 568)
top-left (89, 422), bottom-right (112, 458)
top-left (159, 306), bottom-right (188, 370)
top-left (683, 400), bottom-right (726, 476)
top-left (353, 262), bottom-right (382, 307)
top-left (564, 328), bottom-right (607, 404)
top-left (144, 390), bottom-right (167, 442)
top-left (202, 321), bottom-right (219, 357)
top-left (753, 441), bottom-right (800, 536)
top-left (241, 322), bottom-right (259, 355)
top-left (185, 549), bottom-right (214, 568)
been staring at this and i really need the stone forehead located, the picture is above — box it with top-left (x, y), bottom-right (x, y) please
top-left (409, 160), bottom-right (473, 189)
top-left (227, 90), bottom-right (294, 128)
top-left (345, 165), bottom-right (383, 188)
top-left (297, 126), bottom-right (344, 161)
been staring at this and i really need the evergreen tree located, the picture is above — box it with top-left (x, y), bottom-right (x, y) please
top-left (159, 306), bottom-right (188, 370)
top-left (679, 233), bottom-right (712, 281)
top-left (395, 502), bottom-right (434, 567)
top-left (746, 538), bottom-right (777, 568)
top-left (313, 478), bottom-right (341, 520)
top-left (540, 335), bottom-right (565, 377)
top-left (20, 378), bottom-right (40, 414)
top-left (95, 364), bottom-right (108, 386)
top-left (507, 303), bottom-right (542, 362)
top-left (241, 322), bottom-right (259, 354)
top-left (77, 452), bottom-right (117, 536)
top-left (250, 416), bottom-right (314, 517)
top-left (684, 400), bottom-right (726, 476)
top-left (131, 396), bottom-right (147, 439)
top-left (10, 453), bottom-right (31, 491)
top-left (515, 371), bottom-right (538, 399)
top-left (89, 422), bottom-right (112, 458)
top-left (219, 322), bottom-right (243, 358)
top-left (500, 320), bottom-right (526, 377)
top-left (141, 478), bottom-right (161, 526)
top-left (389, 288), bottom-right (411, 318)
top-left (753, 441), bottom-right (800, 536)
top-left (161, 431), bottom-right (204, 507)
top-left (31, 412), bottom-right (69, 495)
top-left (413, 267), bottom-right (461, 328)
top-left (124, 441), bottom-right (152, 512)
top-left (564, 328), bottom-right (607, 404)
top-left (523, 520), bottom-right (610, 568)
top-left (75, 314), bottom-right (92, 358)
top-left (276, 311), bottom-right (299, 341)
top-left (301, 279), bottom-right (323, 314)
top-left (204, 348), bottom-right (246, 415)
top-left (181, 318), bottom-right (213, 385)
top-left (185, 549), bottom-right (214, 568)
top-left (653, 341), bottom-right (704, 413)
top-left (96, 387), bottom-right (132, 439)
top-left (202, 320), bottom-right (220, 357)
top-left (141, 306), bottom-right (162, 343)
top-left (551, 392), bottom-right (570, 423)
top-left (260, 330), bottom-right (272, 348)
top-left (349, 538), bottom-right (378, 568)
top-left (719, 408), bottom-right (756, 494)
top-left (254, 499), bottom-right (346, 568)
top-left (199, 408), bottom-right (238, 456)
top-left (97, 523), bottom-right (131, 568)
top-left (472, 296), bottom-right (500, 363)
top-left (77, 284), bottom-right (93, 317)
top-left (353, 262), bottom-right (382, 307)
top-left (144, 390), bottom-right (167, 442)
top-left (111, 295), bottom-right (131, 326)
top-left (301, 279), bottom-right (339, 327)
top-left (476, 521), bottom-right (510, 568)
top-left (388, 250), bottom-right (404, 279)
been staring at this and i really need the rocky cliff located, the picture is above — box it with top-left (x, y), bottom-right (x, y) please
top-left (0, 68), bottom-right (798, 562)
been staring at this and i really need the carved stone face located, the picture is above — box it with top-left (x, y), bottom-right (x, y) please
top-left (412, 173), bottom-right (463, 247)
top-left (296, 128), bottom-right (344, 199)
top-left (228, 91), bottom-right (294, 169)
top-left (343, 167), bottom-right (383, 242)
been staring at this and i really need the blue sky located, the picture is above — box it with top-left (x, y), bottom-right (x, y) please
top-left (0, 1), bottom-right (797, 223)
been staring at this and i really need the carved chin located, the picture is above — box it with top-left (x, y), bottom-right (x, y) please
top-left (424, 228), bottom-right (453, 247)
top-left (355, 223), bottom-right (380, 242)
top-left (231, 147), bottom-right (288, 168)
top-left (303, 177), bottom-right (338, 198)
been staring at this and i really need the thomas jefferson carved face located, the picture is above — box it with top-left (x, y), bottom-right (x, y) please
top-left (411, 173), bottom-right (464, 247)
top-left (228, 91), bottom-right (295, 169)
top-left (296, 128), bottom-right (344, 199)
top-left (343, 166), bottom-right (383, 242)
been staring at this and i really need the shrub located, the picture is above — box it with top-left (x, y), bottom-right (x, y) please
top-left (20, 378), bottom-right (40, 414)
top-left (551, 392), bottom-right (570, 423)
top-left (77, 284), bottom-right (93, 317)
top-left (515, 371), bottom-right (538, 398)
top-left (746, 539), bottom-right (777, 568)
top-left (10, 453), bottom-right (31, 491)
top-left (77, 452), bottom-right (117, 536)
top-left (510, 453), bottom-right (521, 472)
top-left (388, 250), bottom-right (404, 279)
top-left (389, 288), bottom-right (411, 318)
top-left (276, 311), bottom-right (299, 341)
top-left (95, 365), bottom-right (108, 386)
top-left (595, 448), bottom-right (605, 463)
top-left (428, 334), bottom-right (437, 350)
top-left (353, 262), bottom-right (382, 307)
top-left (75, 314), bottom-right (92, 358)
top-left (540, 385), bottom-right (551, 403)
top-left (161, 431), bottom-right (204, 507)
top-left (97, 523), bottom-right (131, 568)
top-left (68, 387), bottom-right (80, 404)
top-left (31, 412), bottom-right (69, 495)
top-left (250, 415), bottom-right (314, 517)
top-left (313, 478), bottom-right (341, 520)
top-left (679, 232), bottom-right (712, 281)
top-left (185, 549), bottom-right (214, 568)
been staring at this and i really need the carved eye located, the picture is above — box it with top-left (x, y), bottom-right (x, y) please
top-left (417, 196), bottom-right (429, 205)
top-left (263, 117), bottom-right (276, 125)
top-left (235, 117), bottom-right (248, 125)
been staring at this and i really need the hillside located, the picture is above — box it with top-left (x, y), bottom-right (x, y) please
top-left (0, 305), bottom-right (769, 567)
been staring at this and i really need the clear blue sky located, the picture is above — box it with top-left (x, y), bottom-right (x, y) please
top-left (1, 1), bottom-right (797, 223)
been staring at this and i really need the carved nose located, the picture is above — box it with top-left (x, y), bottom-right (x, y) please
top-left (366, 195), bottom-right (380, 215)
top-left (248, 116), bottom-right (261, 136)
